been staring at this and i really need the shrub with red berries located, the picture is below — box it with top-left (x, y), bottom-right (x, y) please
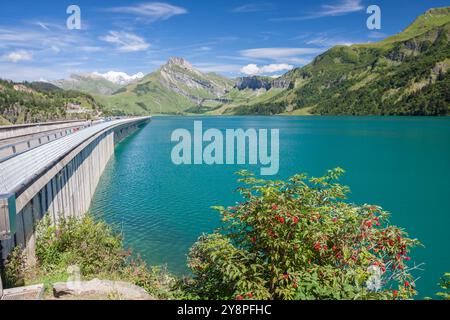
top-left (187, 169), bottom-right (420, 300)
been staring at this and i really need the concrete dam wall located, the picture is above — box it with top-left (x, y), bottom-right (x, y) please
top-left (0, 117), bottom-right (151, 262)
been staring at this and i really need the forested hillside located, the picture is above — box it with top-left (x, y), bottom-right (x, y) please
top-left (0, 79), bottom-right (103, 125)
top-left (230, 7), bottom-right (450, 116)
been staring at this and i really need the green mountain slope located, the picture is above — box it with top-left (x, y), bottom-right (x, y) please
top-left (0, 79), bottom-right (104, 124)
top-left (378, 7), bottom-right (450, 45)
top-left (100, 57), bottom-right (235, 115)
top-left (230, 7), bottom-right (450, 116)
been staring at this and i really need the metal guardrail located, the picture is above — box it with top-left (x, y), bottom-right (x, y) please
top-left (0, 124), bottom-right (90, 163)
top-left (0, 117), bottom-right (150, 195)
top-left (0, 120), bottom-right (94, 141)
top-left (0, 119), bottom-right (87, 131)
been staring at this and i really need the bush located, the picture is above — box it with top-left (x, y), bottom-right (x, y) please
top-left (30, 215), bottom-right (182, 299)
top-left (186, 169), bottom-right (421, 300)
top-left (36, 216), bottom-right (124, 276)
top-left (3, 247), bottom-right (26, 288)
top-left (119, 258), bottom-right (182, 300)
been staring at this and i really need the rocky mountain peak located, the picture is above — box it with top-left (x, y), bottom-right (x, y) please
top-left (166, 57), bottom-right (195, 70)
top-left (425, 6), bottom-right (450, 16)
top-left (234, 76), bottom-right (291, 91)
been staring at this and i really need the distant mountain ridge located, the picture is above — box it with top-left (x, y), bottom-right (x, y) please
top-left (51, 73), bottom-right (123, 96)
top-left (51, 71), bottom-right (144, 96)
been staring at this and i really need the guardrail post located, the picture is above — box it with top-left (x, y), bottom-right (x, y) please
top-left (0, 194), bottom-right (15, 299)
top-left (0, 194), bottom-right (16, 242)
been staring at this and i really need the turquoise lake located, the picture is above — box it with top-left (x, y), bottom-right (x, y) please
top-left (90, 116), bottom-right (450, 298)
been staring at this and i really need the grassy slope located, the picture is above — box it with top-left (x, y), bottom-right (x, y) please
top-left (96, 71), bottom-right (195, 115)
top-left (228, 7), bottom-right (450, 116)
top-left (100, 66), bottom-right (235, 115)
top-left (310, 21), bottom-right (450, 115)
top-left (376, 7), bottom-right (450, 46)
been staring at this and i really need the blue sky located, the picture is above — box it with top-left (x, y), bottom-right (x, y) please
top-left (0, 0), bottom-right (448, 81)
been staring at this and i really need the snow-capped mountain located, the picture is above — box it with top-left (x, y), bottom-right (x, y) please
top-left (51, 71), bottom-right (144, 95)
top-left (92, 71), bottom-right (145, 85)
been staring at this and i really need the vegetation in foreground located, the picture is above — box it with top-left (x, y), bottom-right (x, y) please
top-left (3, 216), bottom-right (184, 299)
top-left (185, 169), bottom-right (421, 300)
top-left (4, 169), bottom-right (448, 300)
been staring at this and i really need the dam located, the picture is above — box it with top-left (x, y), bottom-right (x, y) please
top-left (0, 117), bottom-right (151, 265)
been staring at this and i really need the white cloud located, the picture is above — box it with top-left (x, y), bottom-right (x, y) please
top-left (0, 29), bottom-right (42, 46)
top-left (307, 37), bottom-right (354, 47)
top-left (107, 2), bottom-right (187, 21)
top-left (320, 0), bottom-right (364, 16)
top-left (100, 31), bottom-right (150, 52)
top-left (271, 0), bottom-right (364, 21)
top-left (2, 50), bottom-right (33, 62)
top-left (261, 63), bottom-right (294, 73)
top-left (368, 31), bottom-right (387, 39)
top-left (240, 63), bottom-right (293, 76)
top-left (233, 3), bottom-right (273, 13)
top-left (58, 61), bottom-right (85, 67)
top-left (240, 47), bottom-right (322, 59)
top-left (194, 62), bottom-right (242, 74)
top-left (217, 55), bottom-right (265, 63)
top-left (78, 46), bottom-right (103, 53)
top-left (0, 26), bottom-right (102, 54)
top-left (36, 22), bottom-right (50, 31)
top-left (50, 46), bottom-right (61, 54)
top-left (0, 64), bottom-right (67, 81)
top-left (283, 57), bottom-right (312, 65)
top-left (240, 64), bottom-right (260, 75)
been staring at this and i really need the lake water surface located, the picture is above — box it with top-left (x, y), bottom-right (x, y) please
top-left (90, 116), bottom-right (450, 298)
